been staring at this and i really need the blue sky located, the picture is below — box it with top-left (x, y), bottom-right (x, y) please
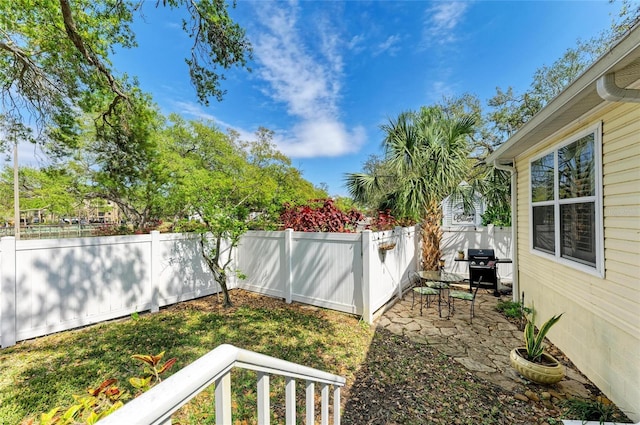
top-left (14, 1), bottom-right (622, 196)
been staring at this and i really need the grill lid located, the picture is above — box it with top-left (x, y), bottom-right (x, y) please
top-left (467, 248), bottom-right (496, 260)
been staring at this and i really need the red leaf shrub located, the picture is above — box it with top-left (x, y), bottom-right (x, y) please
top-left (280, 199), bottom-right (365, 233)
top-left (367, 210), bottom-right (398, 232)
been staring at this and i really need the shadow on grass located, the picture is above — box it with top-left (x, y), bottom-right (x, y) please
top-left (0, 291), bottom-right (372, 424)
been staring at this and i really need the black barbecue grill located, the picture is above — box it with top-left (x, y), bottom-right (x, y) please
top-left (467, 248), bottom-right (500, 296)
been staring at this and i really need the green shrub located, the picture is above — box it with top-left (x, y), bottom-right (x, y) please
top-left (561, 397), bottom-right (622, 423)
top-left (495, 300), bottom-right (531, 319)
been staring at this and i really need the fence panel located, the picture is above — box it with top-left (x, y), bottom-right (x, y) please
top-left (1, 225), bottom-right (427, 346)
top-left (290, 232), bottom-right (362, 315)
top-left (368, 227), bottom-right (418, 315)
top-left (440, 226), bottom-right (513, 282)
top-left (13, 235), bottom-right (152, 343)
top-left (155, 233), bottom-right (220, 308)
top-left (237, 231), bottom-right (286, 299)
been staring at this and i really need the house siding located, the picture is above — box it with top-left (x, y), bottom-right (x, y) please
top-left (514, 101), bottom-right (640, 421)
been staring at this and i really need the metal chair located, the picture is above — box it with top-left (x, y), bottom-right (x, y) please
top-left (448, 276), bottom-right (482, 323)
top-left (409, 271), bottom-right (439, 315)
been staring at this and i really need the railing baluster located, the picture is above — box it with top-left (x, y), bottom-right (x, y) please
top-left (215, 372), bottom-right (232, 425)
top-left (257, 372), bottom-right (270, 425)
top-left (286, 377), bottom-right (296, 425)
top-left (333, 386), bottom-right (341, 425)
top-left (321, 384), bottom-right (329, 425)
top-left (95, 345), bottom-right (345, 425)
top-left (305, 380), bottom-right (315, 424)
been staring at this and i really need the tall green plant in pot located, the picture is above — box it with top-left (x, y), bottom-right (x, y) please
top-left (510, 310), bottom-right (565, 384)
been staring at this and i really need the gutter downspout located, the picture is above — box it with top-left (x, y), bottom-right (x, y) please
top-left (493, 160), bottom-right (518, 302)
top-left (596, 72), bottom-right (640, 103)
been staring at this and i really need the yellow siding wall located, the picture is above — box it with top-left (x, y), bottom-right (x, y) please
top-left (514, 102), bottom-right (640, 421)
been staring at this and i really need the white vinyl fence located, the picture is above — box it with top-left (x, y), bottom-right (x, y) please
top-left (0, 232), bottom-right (229, 347)
top-left (440, 225), bottom-right (514, 282)
top-left (0, 226), bottom-right (419, 347)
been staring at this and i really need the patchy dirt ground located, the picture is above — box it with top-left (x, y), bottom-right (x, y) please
top-left (171, 291), bottom-right (631, 425)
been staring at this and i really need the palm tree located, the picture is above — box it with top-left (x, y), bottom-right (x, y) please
top-left (346, 106), bottom-right (475, 270)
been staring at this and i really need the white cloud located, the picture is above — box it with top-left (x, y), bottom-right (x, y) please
top-left (249, 2), bottom-right (366, 158)
top-left (423, 2), bottom-right (469, 45)
top-left (375, 34), bottom-right (402, 56)
top-left (429, 80), bottom-right (456, 102)
top-left (171, 100), bottom-right (255, 141)
top-left (347, 34), bottom-right (366, 53)
top-left (173, 101), bottom-right (216, 121)
top-left (173, 99), bottom-right (366, 158)
top-left (275, 120), bottom-right (366, 158)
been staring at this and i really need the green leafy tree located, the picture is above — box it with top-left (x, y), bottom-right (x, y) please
top-left (1, 166), bottom-right (78, 220)
top-left (0, 0), bottom-right (251, 149)
top-left (68, 91), bottom-right (172, 229)
top-left (167, 119), bottom-right (319, 306)
top-left (346, 106), bottom-right (475, 270)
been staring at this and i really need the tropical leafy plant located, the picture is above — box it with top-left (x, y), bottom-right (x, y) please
top-left (21, 352), bottom-right (176, 425)
top-left (523, 311), bottom-right (563, 363)
top-left (129, 352), bottom-right (177, 395)
top-left (345, 106), bottom-right (475, 270)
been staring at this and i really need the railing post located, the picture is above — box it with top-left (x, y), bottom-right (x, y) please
top-left (285, 377), bottom-right (296, 424)
top-left (257, 372), bottom-right (270, 425)
top-left (361, 230), bottom-right (372, 324)
top-left (284, 229), bottom-right (293, 304)
top-left (305, 381), bottom-right (314, 424)
top-left (321, 384), bottom-right (329, 425)
top-left (150, 230), bottom-right (160, 313)
top-left (215, 372), bottom-right (232, 425)
top-left (333, 386), bottom-right (341, 425)
top-left (1, 236), bottom-right (17, 347)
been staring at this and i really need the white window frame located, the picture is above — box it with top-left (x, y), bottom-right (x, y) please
top-left (529, 122), bottom-right (604, 277)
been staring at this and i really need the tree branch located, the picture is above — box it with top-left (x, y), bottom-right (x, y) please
top-left (58, 0), bottom-right (128, 109)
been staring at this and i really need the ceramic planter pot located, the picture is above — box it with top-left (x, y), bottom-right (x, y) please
top-left (510, 347), bottom-right (565, 384)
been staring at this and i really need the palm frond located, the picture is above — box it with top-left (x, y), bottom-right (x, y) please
top-left (344, 172), bottom-right (380, 204)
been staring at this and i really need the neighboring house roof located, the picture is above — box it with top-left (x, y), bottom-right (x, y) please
top-left (486, 24), bottom-right (640, 163)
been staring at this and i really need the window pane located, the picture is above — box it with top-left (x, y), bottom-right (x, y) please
top-left (561, 203), bottom-right (596, 265)
top-left (531, 153), bottom-right (554, 202)
top-left (559, 134), bottom-right (595, 199)
top-left (533, 205), bottom-right (555, 254)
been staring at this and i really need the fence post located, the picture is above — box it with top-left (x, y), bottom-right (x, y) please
top-left (394, 226), bottom-right (404, 300)
top-left (284, 229), bottom-right (293, 304)
top-left (1, 236), bottom-right (17, 347)
top-left (361, 230), bottom-right (372, 324)
top-left (414, 223), bottom-right (422, 270)
top-left (150, 230), bottom-right (160, 313)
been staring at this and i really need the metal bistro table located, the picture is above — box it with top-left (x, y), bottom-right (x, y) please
top-left (417, 270), bottom-right (465, 318)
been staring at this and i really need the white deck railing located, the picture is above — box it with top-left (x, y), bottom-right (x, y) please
top-left (96, 344), bottom-right (346, 425)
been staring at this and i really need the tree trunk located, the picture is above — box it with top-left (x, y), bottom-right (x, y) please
top-left (421, 201), bottom-right (442, 271)
top-left (199, 235), bottom-right (233, 307)
top-left (214, 272), bottom-right (233, 308)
